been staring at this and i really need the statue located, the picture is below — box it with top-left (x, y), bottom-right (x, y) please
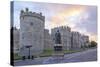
top-left (55, 30), bottom-right (61, 44)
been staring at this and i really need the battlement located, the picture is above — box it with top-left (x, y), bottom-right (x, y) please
top-left (51, 26), bottom-right (71, 32)
top-left (71, 31), bottom-right (80, 35)
top-left (20, 8), bottom-right (45, 21)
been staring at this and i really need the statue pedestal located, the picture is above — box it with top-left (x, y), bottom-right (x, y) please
top-left (53, 44), bottom-right (64, 58)
top-left (54, 44), bottom-right (62, 46)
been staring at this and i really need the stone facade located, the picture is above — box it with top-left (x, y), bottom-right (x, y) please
top-left (13, 27), bottom-right (20, 53)
top-left (71, 32), bottom-right (89, 49)
top-left (19, 8), bottom-right (45, 56)
top-left (51, 26), bottom-right (71, 50)
top-left (71, 32), bottom-right (81, 49)
top-left (44, 29), bottom-right (53, 50)
top-left (51, 26), bottom-right (89, 50)
top-left (82, 35), bottom-right (89, 47)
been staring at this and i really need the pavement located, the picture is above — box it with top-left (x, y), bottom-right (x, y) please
top-left (14, 48), bottom-right (97, 66)
top-left (63, 48), bottom-right (97, 62)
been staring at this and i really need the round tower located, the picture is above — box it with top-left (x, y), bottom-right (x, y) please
top-left (19, 8), bottom-right (45, 58)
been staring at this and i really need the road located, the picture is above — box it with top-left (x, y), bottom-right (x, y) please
top-left (14, 48), bottom-right (97, 66)
top-left (63, 48), bottom-right (97, 62)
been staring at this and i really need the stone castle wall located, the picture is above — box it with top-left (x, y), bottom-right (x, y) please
top-left (44, 29), bottom-right (53, 50)
top-left (51, 26), bottom-right (72, 50)
top-left (20, 8), bottom-right (45, 56)
top-left (13, 28), bottom-right (20, 53)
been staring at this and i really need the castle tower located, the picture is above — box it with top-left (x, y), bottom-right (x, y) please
top-left (51, 26), bottom-right (71, 50)
top-left (19, 8), bottom-right (45, 57)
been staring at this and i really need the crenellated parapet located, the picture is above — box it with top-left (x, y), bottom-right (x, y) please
top-left (20, 8), bottom-right (45, 21)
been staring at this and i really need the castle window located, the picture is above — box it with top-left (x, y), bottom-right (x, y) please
top-left (22, 36), bottom-right (24, 39)
top-left (22, 17), bottom-right (24, 19)
top-left (30, 22), bottom-right (33, 26)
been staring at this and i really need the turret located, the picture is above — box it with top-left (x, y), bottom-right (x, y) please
top-left (20, 8), bottom-right (45, 21)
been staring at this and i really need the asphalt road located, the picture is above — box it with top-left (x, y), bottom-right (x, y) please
top-left (63, 48), bottom-right (97, 63)
top-left (14, 48), bottom-right (97, 66)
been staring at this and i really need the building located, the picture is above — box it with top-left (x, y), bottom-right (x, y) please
top-left (51, 26), bottom-right (72, 50)
top-left (71, 31), bottom-right (89, 49)
top-left (82, 35), bottom-right (89, 47)
top-left (44, 29), bottom-right (53, 50)
top-left (71, 31), bottom-right (81, 49)
top-left (19, 8), bottom-right (45, 57)
top-left (13, 27), bottom-right (20, 53)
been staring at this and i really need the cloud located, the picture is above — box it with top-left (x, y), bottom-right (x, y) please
top-left (49, 5), bottom-right (86, 28)
top-left (74, 6), bottom-right (97, 35)
top-left (72, 6), bottom-right (97, 42)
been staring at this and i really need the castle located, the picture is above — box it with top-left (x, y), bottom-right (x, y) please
top-left (13, 8), bottom-right (89, 57)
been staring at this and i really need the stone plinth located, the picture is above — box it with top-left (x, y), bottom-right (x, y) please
top-left (53, 44), bottom-right (64, 58)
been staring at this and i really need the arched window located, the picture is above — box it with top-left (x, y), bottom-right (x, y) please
top-left (30, 22), bottom-right (33, 26)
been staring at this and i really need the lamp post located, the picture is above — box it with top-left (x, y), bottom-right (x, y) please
top-left (26, 45), bottom-right (32, 59)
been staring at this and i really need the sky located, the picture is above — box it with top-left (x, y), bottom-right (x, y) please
top-left (12, 1), bottom-right (97, 42)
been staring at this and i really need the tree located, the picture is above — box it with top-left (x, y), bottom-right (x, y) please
top-left (89, 41), bottom-right (97, 47)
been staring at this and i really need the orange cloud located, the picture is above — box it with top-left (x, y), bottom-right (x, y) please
top-left (50, 5), bottom-right (86, 28)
